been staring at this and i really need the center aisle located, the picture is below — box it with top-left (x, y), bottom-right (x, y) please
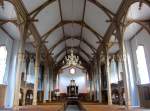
top-left (65, 105), bottom-right (81, 111)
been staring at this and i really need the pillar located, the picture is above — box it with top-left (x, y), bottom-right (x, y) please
top-left (43, 59), bottom-right (48, 103)
top-left (89, 70), bottom-right (93, 101)
top-left (93, 69), bottom-right (97, 101)
top-left (116, 26), bottom-right (131, 107)
top-left (13, 23), bottom-right (27, 107)
top-left (91, 69), bottom-right (95, 101)
top-left (49, 64), bottom-right (53, 102)
top-left (22, 89), bottom-right (27, 105)
top-left (97, 59), bottom-right (102, 103)
top-left (33, 45), bottom-right (41, 105)
top-left (104, 46), bottom-right (112, 105)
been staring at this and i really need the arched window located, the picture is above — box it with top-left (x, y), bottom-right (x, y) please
top-left (0, 45), bottom-right (7, 84)
top-left (136, 45), bottom-right (149, 84)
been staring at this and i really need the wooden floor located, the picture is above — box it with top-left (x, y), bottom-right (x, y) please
top-left (0, 104), bottom-right (150, 111)
top-left (82, 104), bottom-right (150, 111)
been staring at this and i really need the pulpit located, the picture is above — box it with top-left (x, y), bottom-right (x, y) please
top-left (67, 80), bottom-right (78, 97)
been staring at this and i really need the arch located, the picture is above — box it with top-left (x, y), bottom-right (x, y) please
top-left (49, 36), bottom-right (96, 54)
top-left (0, 1), bottom-right (18, 26)
top-left (126, 20), bottom-right (150, 34)
top-left (125, 2), bottom-right (150, 34)
top-left (42, 21), bottom-right (103, 41)
top-left (28, 0), bottom-right (114, 19)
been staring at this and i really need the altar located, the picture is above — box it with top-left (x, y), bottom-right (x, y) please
top-left (67, 80), bottom-right (78, 97)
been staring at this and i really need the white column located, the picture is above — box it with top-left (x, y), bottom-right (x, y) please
top-left (43, 60), bottom-right (48, 103)
top-left (13, 24), bottom-right (27, 107)
top-left (105, 46), bottom-right (112, 105)
top-left (97, 60), bottom-right (102, 103)
top-left (93, 69), bottom-right (97, 101)
top-left (33, 46), bottom-right (40, 105)
top-left (49, 64), bottom-right (53, 102)
top-left (117, 26), bottom-right (131, 107)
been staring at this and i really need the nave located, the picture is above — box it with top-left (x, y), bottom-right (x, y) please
top-left (0, 102), bottom-right (150, 111)
top-left (0, 0), bottom-right (150, 111)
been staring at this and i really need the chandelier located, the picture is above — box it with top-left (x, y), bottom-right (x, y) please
top-left (62, 49), bottom-right (81, 67)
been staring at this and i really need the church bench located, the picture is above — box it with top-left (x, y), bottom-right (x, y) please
top-left (12, 105), bottom-right (63, 111)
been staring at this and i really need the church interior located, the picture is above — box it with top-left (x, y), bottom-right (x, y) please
top-left (0, 0), bottom-right (150, 111)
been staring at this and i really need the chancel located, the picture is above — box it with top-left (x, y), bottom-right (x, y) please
top-left (67, 79), bottom-right (78, 97)
top-left (0, 0), bottom-right (150, 111)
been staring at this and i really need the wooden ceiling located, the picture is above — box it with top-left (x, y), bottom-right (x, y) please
top-left (0, 0), bottom-right (150, 69)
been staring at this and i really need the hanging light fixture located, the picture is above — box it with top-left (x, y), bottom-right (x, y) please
top-left (62, 49), bottom-right (81, 66)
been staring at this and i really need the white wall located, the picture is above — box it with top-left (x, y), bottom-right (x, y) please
top-left (0, 29), bottom-right (13, 84)
top-left (58, 67), bottom-right (88, 93)
top-left (125, 40), bottom-right (139, 106)
top-left (0, 29), bottom-right (20, 108)
top-left (131, 29), bottom-right (150, 82)
top-left (5, 40), bottom-right (19, 108)
top-left (125, 29), bottom-right (150, 106)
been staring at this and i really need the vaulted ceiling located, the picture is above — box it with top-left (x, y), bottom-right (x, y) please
top-left (0, 0), bottom-right (150, 67)
top-left (21, 0), bottom-right (122, 63)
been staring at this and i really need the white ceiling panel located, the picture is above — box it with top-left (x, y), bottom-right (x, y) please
top-left (66, 39), bottom-right (80, 47)
top-left (45, 27), bottom-right (63, 49)
top-left (80, 42), bottom-right (93, 56)
top-left (2, 22), bottom-right (20, 40)
top-left (22, 0), bottom-right (47, 13)
top-left (97, 0), bottom-right (122, 13)
top-left (79, 51), bottom-right (89, 62)
top-left (60, 0), bottom-right (85, 20)
top-left (124, 23), bottom-right (141, 40)
top-left (0, 1), bottom-right (17, 19)
top-left (52, 42), bottom-right (65, 57)
top-left (64, 24), bottom-right (81, 37)
top-left (34, 1), bottom-right (61, 36)
top-left (25, 43), bottom-right (35, 53)
top-left (56, 51), bottom-right (66, 62)
top-left (108, 44), bottom-right (119, 54)
top-left (84, 1), bottom-right (110, 36)
top-left (127, 2), bottom-right (150, 20)
top-left (82, 27), bottom-right (99, 49)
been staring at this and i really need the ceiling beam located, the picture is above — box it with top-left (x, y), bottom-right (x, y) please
top-left (12, 0), bottom-right (54, 65)
top-left (130, 27), bottom-right (144, 41)
top-left (29, 0), bottom-right (56, 18)
top-left (94, 0), bottom-right (134, 63)
top-left (0, 19), bottom-right (17, 26)
top-left (88, 0), bottom-right (115, 19)
top-left (0, 26), bottom-right (14, 40)
top-left (27, 0), bottom-right (115, 20)
top-left (49, 36), bottom-right (96, 54)
top-left (78, 0), bottom-right (87, 55)
top-left (126, 19), bottom-right (150, 34)
top-left (42, 20), bottom-right (103, 41)
top-left (58, 0), bottom-right (67, 54)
